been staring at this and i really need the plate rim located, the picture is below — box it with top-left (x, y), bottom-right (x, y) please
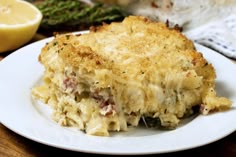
top-left (0, 32), bottom-right (236, 155)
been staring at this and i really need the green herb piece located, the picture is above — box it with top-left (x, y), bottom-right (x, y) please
top-left (35, 0), bottom-right (128, 35)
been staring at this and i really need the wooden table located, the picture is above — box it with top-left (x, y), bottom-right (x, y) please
top-left (0, 124), bottom-right (234, 157)
top-left (0, 34), bottom-right (236, 157)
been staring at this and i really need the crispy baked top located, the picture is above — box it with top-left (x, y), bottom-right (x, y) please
top-left (40, 16), bottom-right (215, 85)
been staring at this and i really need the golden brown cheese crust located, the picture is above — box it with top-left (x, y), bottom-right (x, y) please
top-left (34, 16), bottom-right (232, 136)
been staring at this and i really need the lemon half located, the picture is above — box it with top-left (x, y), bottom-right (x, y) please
top-left (0, 0), bottom-right (42, 53)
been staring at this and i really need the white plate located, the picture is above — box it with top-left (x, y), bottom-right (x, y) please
top-left (0, 33), bottom-right (236, 155)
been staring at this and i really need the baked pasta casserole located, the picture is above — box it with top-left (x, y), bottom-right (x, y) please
top-left (32, 16), bottom-right (232, 136)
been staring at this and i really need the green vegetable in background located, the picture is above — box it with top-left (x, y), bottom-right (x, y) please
top-left (35, 0), bottom-right (128, 35)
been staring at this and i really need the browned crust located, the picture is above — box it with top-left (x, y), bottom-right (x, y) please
top-left (40, 15), bottom-right (215, 84)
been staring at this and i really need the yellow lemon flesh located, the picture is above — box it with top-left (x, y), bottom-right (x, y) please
top-left (0, 0), bottom-right (42, 53)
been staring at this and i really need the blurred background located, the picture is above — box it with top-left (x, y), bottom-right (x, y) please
top-left (1, 0), bottom-right (235, 58)
top-left (29, 0), bottom-right (128, 36)
top-left (30, 0), bottom-right (236, 35)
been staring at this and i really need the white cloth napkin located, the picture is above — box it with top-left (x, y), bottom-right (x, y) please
top-left (185, 15), bottom-right (236, 59)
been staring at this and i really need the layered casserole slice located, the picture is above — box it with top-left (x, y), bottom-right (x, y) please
top-left (32, 16), bottom-right (232, 136)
